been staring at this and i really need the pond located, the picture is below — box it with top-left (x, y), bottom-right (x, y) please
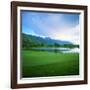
top-left (30, 47), bottom-right (80, 53)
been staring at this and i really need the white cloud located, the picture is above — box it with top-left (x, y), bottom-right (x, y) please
top-left (53, 24), bottom-right (80, 45)
top-left (29, 13), bottom-right (80, 45)
top-left (38, 24), bottom-right (80, 45)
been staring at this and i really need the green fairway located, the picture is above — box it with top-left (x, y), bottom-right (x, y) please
top-left (22, 50), bottom-right (79, 77)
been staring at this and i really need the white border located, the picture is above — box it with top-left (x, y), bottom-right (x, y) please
top-left (17, 6), bottom-right (84, 84)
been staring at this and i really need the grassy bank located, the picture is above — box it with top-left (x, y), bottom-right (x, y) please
top-left (22, 50), bottom-right (79, 77)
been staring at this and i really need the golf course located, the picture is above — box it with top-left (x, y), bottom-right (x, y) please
top-left (21, 11), bottom-right (80, 78)
top-left (22, 50), bottom-right (79, 77)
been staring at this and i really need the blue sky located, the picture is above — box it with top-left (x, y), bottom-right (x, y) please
top-left (21, 11), bottom-right (80, 44)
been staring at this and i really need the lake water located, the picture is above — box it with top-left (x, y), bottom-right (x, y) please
top-left (30, 47), bottom-right (80, 53)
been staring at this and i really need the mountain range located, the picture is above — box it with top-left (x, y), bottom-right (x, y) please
top-left (22, 33), bottom-right (72, 47)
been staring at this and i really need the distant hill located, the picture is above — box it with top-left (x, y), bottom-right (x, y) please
top-left (22, 33), bottom-right (73, 48)
top-left (44, 37), bottom-right (72, 45)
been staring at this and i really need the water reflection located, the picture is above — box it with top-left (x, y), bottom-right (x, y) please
top-left (30, 47), bottom-right (80, 53)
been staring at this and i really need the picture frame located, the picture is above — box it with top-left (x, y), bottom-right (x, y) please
top-left (11, 1), bottom-right (88, 89)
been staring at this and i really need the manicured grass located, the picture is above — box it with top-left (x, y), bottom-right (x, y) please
top-left (22, 50), bottom-right (79, 77)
